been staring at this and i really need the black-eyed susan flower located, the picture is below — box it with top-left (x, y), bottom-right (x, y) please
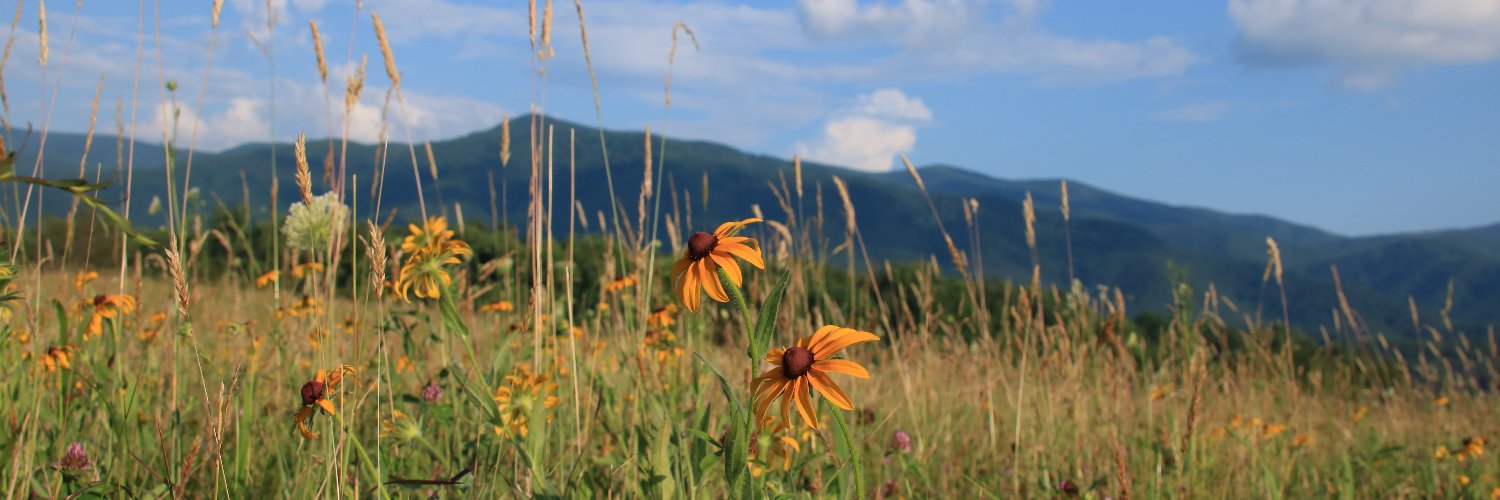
top-left (292, 364), bottom-right (356, 439)
top-left (37, 345), bottom-right (75, 374)
top-left (291, 262), bottom-right (324, 280)
top-left (603, 274), bottom-right (637, 294)
top-left (480, 300), bottom-right (514, 313)
top-left (647, 304), bottom-right (677, 328)
top-left (394, 216), bottom-right (472, 302)
top-left (74, 271), bottom-right (98, 291)
top-left (85, 294), bottom-right (137, 340)
top-left (255, 270), bottom-right (279, 288)
top-left (749, 416), bottom-right (801, 477)
top-left (670, 218), bottom-right (765, 312)
top-left (493, 365), bottom-right (559, 439)
top-left (751, 325), bottom-right (878, 430)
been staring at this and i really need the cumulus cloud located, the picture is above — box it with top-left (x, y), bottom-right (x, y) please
top-left (800, 88), bottom-right (931, 172)
top-left (1156, 101), bottom-right (1229, 122)
top-left (1230, 0), bottom-right (1500, 84)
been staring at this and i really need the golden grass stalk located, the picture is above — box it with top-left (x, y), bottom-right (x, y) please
top-left (294, 132), bottom-right (313, 205)
top-left (211, 0), bottom-right (223, 28)
top-left (1060, 180), bottom-right (1070, 221)
top-left (1023, 192), bottom-right (1039, 290)
top-left (501, 113), bottom-right (511, 167)
top-left (902, 154), bottom-right (968, 276)
top-left (366, 221), bottom-right (387, 299)
top-left (424, 140), bottom-right (438, 179)
top-left (309, 20), bottom-right (327, 83)
top-left (345, 55), bottom-right (367, 115)
top-left (372, 12), bottom-right (399, 86)
top-left (166, 247), bottom-right (190, 320)
top-left (1263, 236), bottom-right (1283, 286)
top-left (637, 125), bottom-right (652, 245)
top-left (541, 0), bottom-right (553, 60)
top-left (793, 153), bottom-right (803, 198)
top-left (528, 0), bottom-right (537, 49)
top-left (701, 171), bottom-right (709, 212)
top-left (36, 0), bottom-right (46, 66)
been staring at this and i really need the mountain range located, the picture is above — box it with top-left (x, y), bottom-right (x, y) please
top-left (9, 115), bottom-right (1498, 338)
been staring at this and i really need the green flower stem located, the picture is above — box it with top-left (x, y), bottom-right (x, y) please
top-left (718, 268), bottom-right (756, 349)
top-left (333, 411), bottom-right (389, 499)
top-left (828, 400), bottom-right (865, 500)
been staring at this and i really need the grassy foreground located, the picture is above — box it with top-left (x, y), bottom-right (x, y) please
top-left (1, 1), bottom-right (1497, 498)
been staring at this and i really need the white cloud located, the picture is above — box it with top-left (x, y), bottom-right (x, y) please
top-left (796, 0), bottom-right (1197, 83)
top-left (1156, 101), bottom-right (1229, 122)
top-left (800, 88), bottom-right (931, 172)
top-left (1230, 0), bottom-right (1500, 71)
top-left (855, 88), bottom-right (933, 121)
top-left (799, 0), bottom-right (982, 46)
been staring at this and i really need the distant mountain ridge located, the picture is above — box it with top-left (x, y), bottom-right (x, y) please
top-left (9, 116), bottom-right (1498, 337)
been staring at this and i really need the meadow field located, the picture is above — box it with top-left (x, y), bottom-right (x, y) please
top-left (2, 1), bottom-right (1498, 498)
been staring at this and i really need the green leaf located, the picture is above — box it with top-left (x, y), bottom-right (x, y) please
top-left (750, 272), bottom-right (791, 362)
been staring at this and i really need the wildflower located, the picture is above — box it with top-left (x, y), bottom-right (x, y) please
top-left (55, 442), bottom-right (91, 472)
top-left (292, 364), bottom-right (356, 439)
top-left (1352, 406), bottom-right (1369, 423)
top-left (647, 304), bottom-right (677, 328)
top-left (880, 479), bottom-right (900, 499)
top-left (493, 365), bottom-right (559, 438)
top-left (1489, 486), bottom-right (1500, 499)
top-left (749, 417), bottom-right (801, 477)
top-left (74, 271), bottom-right (98, 291)
top-left (394, 216), bottom-right (472, 302)
top-left (139, 311), bottom-right (168, 344)
top-left (37, 345), bottom-right (75, 374)
top-left (396, 355), bottom-right (414, 373)
top-left (1291, 434), bottom-right (1314, 449)
top-left (1262, 423), bottom-right (1287, 439)
top-left (291, 262), bottom-right (324, 280)
top-left (380, 409), bottom-right (423, 441)
top-left (85, 294), bottom-right (137, 340)
top-left (255, 270), bottom-right (279, 288)
top-left (1434, 396), bottom-right (1450, 407)
top-left (1149, 383), bottom-right (1173, 401)
top-left (670, 217), bottom-right (765, 312)
top-left (1458, 475), bottom-right (1471, 486)
top-left (1463, 436), bottom-right (1486, 458)
top-left (751, 325), bottom-right (879, 430)
top-left (282, 192), bottom-right (350, 251)
top-left (421, 381), bottom-right (443, 402)
top-left (480, 300), bottom-right (515, 313)
top-left (603, 274), bottom-right (637, 294)
top-left (892, 430), bottom-right (913, 453)
top-left (1435, 446), bottom-right (1449, 461)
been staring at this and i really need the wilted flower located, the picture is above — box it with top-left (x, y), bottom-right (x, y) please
top-left (292, 364), bottom-right (356, 439)
top-left (282, 192), bottom-right (350, 251)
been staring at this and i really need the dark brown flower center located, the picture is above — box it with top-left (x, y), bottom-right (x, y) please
top-left (301, 380), bottom-right (326, 406)
top-left (686, 232), bottom-right (717, 260)
top-left (781, 347), bottom-right (814, 379)
top-left (92, 295), bottom-right (107, 306)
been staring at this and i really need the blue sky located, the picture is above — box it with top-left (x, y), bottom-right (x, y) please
top-left (3, 0), bottom-right (1498, 236)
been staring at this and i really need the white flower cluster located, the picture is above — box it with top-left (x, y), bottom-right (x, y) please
top-left (283, 192), bottom-right (349, 252)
